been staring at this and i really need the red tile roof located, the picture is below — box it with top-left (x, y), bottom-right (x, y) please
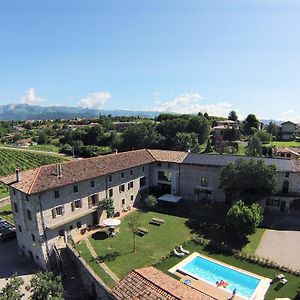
top-left (112, 266), bottom-right (216, 300)
top-left (148, 149), bottom-right (188, 163)
top-left (0, 149), bottom-right (156, 195)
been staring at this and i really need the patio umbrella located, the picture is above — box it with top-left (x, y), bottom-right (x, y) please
top-left (103, 218), bottom-right (121, 227)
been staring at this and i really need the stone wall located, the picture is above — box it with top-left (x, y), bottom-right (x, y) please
top-left (66, 243), bottom-right (114, 300)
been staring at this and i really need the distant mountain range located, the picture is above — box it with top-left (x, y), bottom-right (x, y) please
top-left (0, 104), bottom-right (161, 120)
top-left (0, 103), bottom-right (287, 124)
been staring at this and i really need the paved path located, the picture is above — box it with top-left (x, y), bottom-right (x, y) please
top-left (256, 229), bottom-right (300, 270)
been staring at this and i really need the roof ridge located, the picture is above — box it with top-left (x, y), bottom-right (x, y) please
top-left (146, 149), bottom-right (157, 161)
top-left (133, 268), bottom-right (181, 300)
top-left (28, 166), bottom-right (42, 194)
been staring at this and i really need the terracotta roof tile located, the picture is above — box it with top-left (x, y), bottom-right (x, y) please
top-left (0, 149), bottom-right (155, 195)
top-left (147, 149), bottom-right (188, 163)
top-left (112, 266), bottom-right (216, 300)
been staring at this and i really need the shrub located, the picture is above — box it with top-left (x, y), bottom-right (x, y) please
top-left (143, 195), bottom-right (158, 209)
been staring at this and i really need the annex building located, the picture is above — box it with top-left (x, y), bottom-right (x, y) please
top-left (1, 149), bottom-right (300, 270)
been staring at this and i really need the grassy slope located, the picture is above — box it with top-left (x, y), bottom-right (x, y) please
top-left (242, 228), bottom-right (266, 255)
top-left (156, 241), bottom-right (300, 300)
top-left (75, 241), bottom-right (116, 288)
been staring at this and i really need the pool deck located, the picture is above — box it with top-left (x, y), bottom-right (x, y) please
top-left (169, 252), bottom-right (271, 300)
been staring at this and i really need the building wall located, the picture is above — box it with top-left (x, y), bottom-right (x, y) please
top-left (151, 162), bottom-right (180, 195)
top-left (179, 164), bottom-right (225, 202)
top-left (10, 163), bottom-right (150, 269)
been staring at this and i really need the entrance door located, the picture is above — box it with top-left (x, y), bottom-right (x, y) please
top-left (280, 200), bottom-right (286, 212)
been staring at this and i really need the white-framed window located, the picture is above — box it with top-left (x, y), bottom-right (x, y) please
top-left (109, 188), bottom-right (113, 197)
top-left (122, 198), bottom-right (125, 206)
top-left (73, 185), bottom-right (78, 193)
top-left (71, 199), bottom-right (82, 211)
top-left (128, 181), bottom-right (134, 190)
top-left (119, 184), bottom-right (125, 193)
top-left (52, 205), bottom-right (64, 218)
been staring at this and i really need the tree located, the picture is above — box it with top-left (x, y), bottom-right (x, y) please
top-left (30, 272), bottom-right (63, 300)
top-left (143, 195), bottom-right (157, 209)
top-left (220, 159), bottom-right (279, 203)
top-left (266, 121), bottom-right (279, 138)
top-left (246, 136), bottom-right (262, 157)
top-left (37, 130), bottom-right (48, 144)
top-left (223, 128), bottom-right (241, 142)
top-left (254, 130), bottom-right (272, 144)
top-left (213, 135), bottom-right (228, 154)
top-left (100, 198), bottom-right (115, 217)
top-left (243, 114), bottom-right (259, 135)
top-left (228, 110), bottom-right (238, 122)
top-left (126, 212), bottom-right (142, 252)
top-left (173, 132), bottom-right (199, 152)
top-left (226, 200), bottom-right (264, 237)
top-left (0, 275), bottom-right (24, 300)
top-left (204, 139), bottom-right (213, 153)
top-left (186, 116), bottom-right (210, 144)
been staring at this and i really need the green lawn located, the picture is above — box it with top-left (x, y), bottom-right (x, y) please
top-left (89, 210), bottom-right (191, 279)
top-left (242, 228), bottom-right (266, 255)
top-left (29, 144), bottom-right (60, 152)
top-left (0, 204), bottom-right (13, 223)
top-left (156, 241), bottom-right (300, 300)
top-left (266, 141), bottom-right (300, 147)
top-left (75, 241), bottom-right (116, 288)
top-left (0, 184), bottom-right (9, 199)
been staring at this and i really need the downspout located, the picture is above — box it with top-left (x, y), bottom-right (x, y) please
top-left (38, 191), bottom-right (51, 270)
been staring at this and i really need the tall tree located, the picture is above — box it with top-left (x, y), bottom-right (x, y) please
top-left (226, 200), bottom-right (264, 237)
top-left (30, 272), bottom-right (63, 300)
top-left (37, 130), bottom-right (48, 144)
top-left (243, 114), bottom-right (260, 135)
top-left (126, 212), bottom-right (142, 252)
top-left (266, 121), bottom-right (279, 138)
top-left (0, 275), bottom-right (24, 300)
top-left (223, 128), bottom-right (241, 142)
top-left (246, 136), bottom-right (262, 157)
top-left (254, 130), bottom-right (272, 144)
top-left (220, 159), bottom-right (279, 203)
top-left (228, 110), bottom-right (238, 122)
top-left (173, 132), bottom-right (199, 152)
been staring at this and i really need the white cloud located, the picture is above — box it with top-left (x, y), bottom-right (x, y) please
top-left (78, 92), bottom-right (111, 109)
top-left (280, 110), bottom-right (300, 123)
top-left (151, 93), bottom-right (232, 117)
top-left (20, 88), bottom-right (46, 105)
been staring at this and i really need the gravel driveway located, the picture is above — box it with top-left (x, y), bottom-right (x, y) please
top-left (256, 229), bottom-right (300, 270)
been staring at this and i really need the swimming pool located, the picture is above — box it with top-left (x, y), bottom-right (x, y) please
top-left (179, 255), bottom-right (261, 299)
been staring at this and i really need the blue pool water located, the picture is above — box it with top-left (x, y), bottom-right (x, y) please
top-left (181, 256), bottom-right (260, 299)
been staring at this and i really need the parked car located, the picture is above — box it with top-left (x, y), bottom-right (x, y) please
top-left (0, 227), bottom-right (16, 241)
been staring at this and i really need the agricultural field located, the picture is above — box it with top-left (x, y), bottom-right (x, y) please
top-left (0, 148), bottom-right (66, 198)
top-left (0, 148), bottom-right (65, 177)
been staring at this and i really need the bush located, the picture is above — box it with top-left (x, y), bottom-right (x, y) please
top-left (143, 195), bottom-right (158, 209)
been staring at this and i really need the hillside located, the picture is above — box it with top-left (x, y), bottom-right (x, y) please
top-left (0, 104), bottom-right (160, 121)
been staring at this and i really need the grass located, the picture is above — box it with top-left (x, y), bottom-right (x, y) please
top-left (266, 141), bottom-right (300, 147)
top-left (0, 184), bottom-right (9, 199)
top-left (156, 240), bottom-right (300, 300)
top-left (75, 241), bottom-right (116, 288)
top-left (0, 148), bottom-right (66, 177)
top-left (242, 228), bottom-right (266, 255)
top-left (0, 204), bottom-right (13, 223)
top-left (29, 144), bottom-right (60, 152)
top-left (89, 210), bottom-right (191, 279)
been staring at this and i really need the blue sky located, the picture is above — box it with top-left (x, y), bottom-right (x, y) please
top-left (0, 1), bottom-right (300, 121)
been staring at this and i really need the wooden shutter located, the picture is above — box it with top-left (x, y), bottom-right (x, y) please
top-left (88, 196), bottom-right (92, 209)
top-left (79, 199), bottom-right (82, 208)
top-left (51, 208), bottom-right (56, 219)
top-left (61, 205), bottom-right (65, 215)
top-left (96, 194), bottom-right (99, 205)
top-left (71, 202), bottom-right (75, 211)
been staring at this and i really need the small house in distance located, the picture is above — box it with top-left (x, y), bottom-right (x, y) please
top-left (278, 121), bottom-right (299, 141)
top-left (15, 139), bottom-right (36, 148)
top-left (211, 119), bottom-right (239, 137)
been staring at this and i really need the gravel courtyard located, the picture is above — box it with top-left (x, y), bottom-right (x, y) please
top-left (256, 229), bottom-right (300, 270)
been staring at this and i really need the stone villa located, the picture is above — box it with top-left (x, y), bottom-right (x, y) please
top-left (1, 149), bottom-right (300, 270)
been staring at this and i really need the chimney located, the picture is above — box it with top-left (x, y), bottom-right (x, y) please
top-left (56, 163), bottom-right (62, 178)
top-left (16, 169), bottom-right (21, 182)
